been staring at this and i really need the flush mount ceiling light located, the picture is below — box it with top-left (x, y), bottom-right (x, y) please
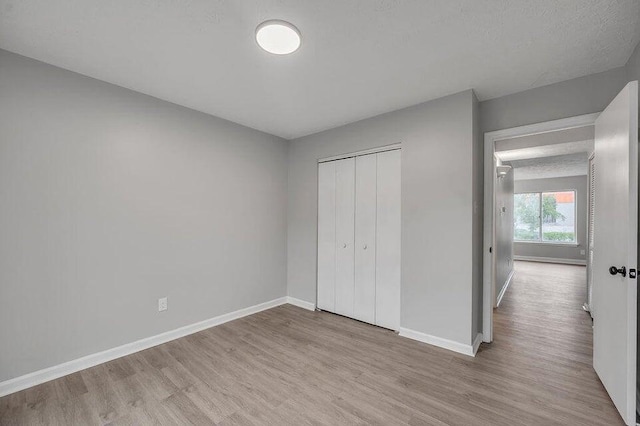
top-left (255, 20), bottom-right (301, 55)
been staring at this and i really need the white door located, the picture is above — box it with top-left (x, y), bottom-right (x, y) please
top-left (354, 154), bottom-right (377, 323)
top-left (334, 158), bottom-right (356, 317)
top-left (317, 161), bottom-right (336, 312)
top-left (592, 81), bottom-right (638, 425)
top-left (375, 150), bottom-right (401, 330)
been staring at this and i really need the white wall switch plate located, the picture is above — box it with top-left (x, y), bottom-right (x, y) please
top-left (158, 297), bottom-right (168, 312)
top-left (580, 249), bottom-right (586, 255)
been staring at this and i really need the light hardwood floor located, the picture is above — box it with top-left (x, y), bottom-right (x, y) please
top-left (0, 261), bottom-right (624, 425)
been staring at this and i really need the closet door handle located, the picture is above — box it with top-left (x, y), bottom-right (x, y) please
top-left (363, 244), bottom-right (368, 250)
top-left (342, 243), bottom-right (347, 248)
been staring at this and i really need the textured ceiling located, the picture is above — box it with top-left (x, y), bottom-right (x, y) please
top-left (1, 1), bottom-right (639, 139)
top-left (495, 126), bottom-right (594, 153)
top-left (496, 140), bottom-right (594, 162)
top-left (499, 126), bottom-right (593, 180)
top-left (509, 153), bottom-right (589, 180)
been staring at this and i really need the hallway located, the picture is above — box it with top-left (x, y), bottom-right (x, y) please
top-left (488, 260), bottom-right (623, 424)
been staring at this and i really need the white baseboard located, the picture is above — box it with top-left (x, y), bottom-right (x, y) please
top-left (496, 269), bottom-right (515, 308)
top-left (285, 296), bottom-right (316, 311)
top-left (399, 328), bottom-right (480, 357)
top-left (0, 296), bottom-right (288, 398)
top-left (514, 255), bottom-right (586, 266)
top-left (472, 333), bottom-right (483, 355)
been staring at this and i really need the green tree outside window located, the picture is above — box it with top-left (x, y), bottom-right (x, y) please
top-left (514, 191), bottom-right (575, 243)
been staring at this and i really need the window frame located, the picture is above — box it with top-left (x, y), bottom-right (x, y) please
top-left (513, 189), bottom-right (578, 245)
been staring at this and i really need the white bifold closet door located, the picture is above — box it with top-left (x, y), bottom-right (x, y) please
top-left (317, 158), bottom-right (356, 317)
top-left (334, 158), bottom-right (356, 317)
top-left (375, 150), bottom-right (401, 330)
top-left (317, 161), bottom-right (337, 312)
top-left (317, 149), bottom-right (400, 330)
top-left (354, 154), bottom-right (377, 324)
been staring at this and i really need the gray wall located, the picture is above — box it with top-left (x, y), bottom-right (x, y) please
top-left (471, 93), bottom-right (483, 339)
top-left (477, 47), bottom-right (636, 338)
top-left (2, 35), bottom-right (638, 382)
top-left (480, 67), bottom-right (629, 134)
top-left (513, 176), bottom-right (588, 262)
top-left (495, 169), bottom-right (514, 304)
top-left (628, 42), bottom-right (640, 83)
top-left (0, 50), bottom-right (288, 382)
top-left (287, 90), bottom-right (479, 346)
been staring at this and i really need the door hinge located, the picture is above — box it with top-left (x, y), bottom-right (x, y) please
top-left (630, 268), bottom-right (637, 279)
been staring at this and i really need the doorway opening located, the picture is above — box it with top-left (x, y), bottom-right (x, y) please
top-left (482, 80), bottom-right (638, 425)
top-left (496, 131), bottom-right (593, 313)
top-left (487, 122), bottom-right (598, 416)
top-left (483, 113), bottom-right (599, 343)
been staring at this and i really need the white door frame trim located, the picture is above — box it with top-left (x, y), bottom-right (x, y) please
top-left (482, 112), bottom-right (600, 343)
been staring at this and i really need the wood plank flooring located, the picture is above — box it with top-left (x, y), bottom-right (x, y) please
top-left (0, 261), bottom-right (623, 425)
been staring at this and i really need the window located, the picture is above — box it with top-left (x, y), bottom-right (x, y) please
top-left (514, 191), bottom-right (576, 243)
top-left (514, 193), bottom-right (540, 241)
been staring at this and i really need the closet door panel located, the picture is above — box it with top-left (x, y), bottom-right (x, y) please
top-left (354, 154), bottom-right (377, 324)
top-left (375, 150), bottom-right (401, 330)
top-left (334, 158), bottom-right (356, 317)
top-left (317, 161), bottom-right (336, 312)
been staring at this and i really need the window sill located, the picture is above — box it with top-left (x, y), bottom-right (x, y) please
top-left (514, 241), bottom-right (579, 248)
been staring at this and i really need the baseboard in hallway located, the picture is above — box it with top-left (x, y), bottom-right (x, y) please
top-left (513, 255), bottom-right (586, 266)
top-left (496, 269), bottom-right (515, 307)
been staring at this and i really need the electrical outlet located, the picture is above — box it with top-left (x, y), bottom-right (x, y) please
top-left (158, 297), bottom-right (168, 312)
top-left (580, 249), bottom-right (586, 256)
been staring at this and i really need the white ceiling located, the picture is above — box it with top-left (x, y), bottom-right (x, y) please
top-left (1, 1), bottom-right (639, 139)
top-left (495, 125), bottom-right (594, 154)
top-left (496, 140), bottom-right (594, 163)
top-left (497, 126), bottom-right (593, 180)
top-left (508, 153), bottom-right (589, 180)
